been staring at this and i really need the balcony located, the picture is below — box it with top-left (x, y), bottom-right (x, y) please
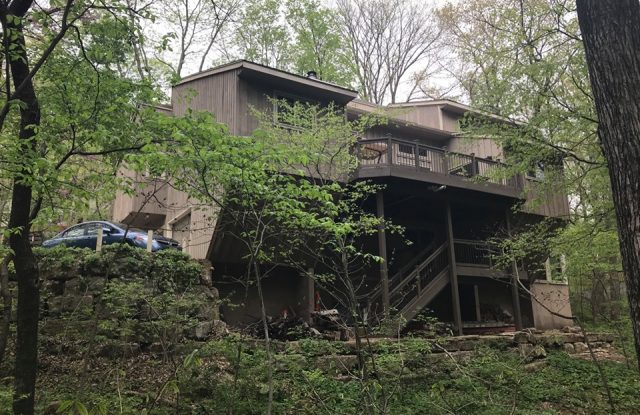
top-left (355, 138), bottom-right (525, 198)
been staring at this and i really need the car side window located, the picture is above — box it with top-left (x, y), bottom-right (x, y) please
top-left (85, 223), bottom-right (104, 235)
top-left (64, 225), bottom-right (86, 238)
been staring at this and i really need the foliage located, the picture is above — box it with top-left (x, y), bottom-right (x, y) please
top-left (233, 0), bottom-right (291, 69)
top-left (21, 336), bottom-right (640, 415)
top-left (440, 0), bottom-right (625, 331)
top-left (285, 0), bottom-right (356, 86)
top-left (33, 244), bottom-right (202, 286)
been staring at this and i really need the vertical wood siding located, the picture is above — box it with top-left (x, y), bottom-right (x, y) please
top-left (172, 69), bottom-right (240, 132)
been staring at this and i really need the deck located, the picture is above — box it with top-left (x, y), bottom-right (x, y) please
top-left (356, 138), bottom-right (525, 198)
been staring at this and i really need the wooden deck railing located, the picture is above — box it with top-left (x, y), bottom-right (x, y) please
top-left (453, 239), bottom-right (497, 268)
top-left (357, 138), bottom-right (523, 190)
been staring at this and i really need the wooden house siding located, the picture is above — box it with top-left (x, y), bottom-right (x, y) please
top-left (447, 137), bottom-right (503, 160)
top-left (522, 179), bottom-right (571, 218)
top-left (389, 105), bottom-right (442, 130)
top-left (361, 125), bottom-right (443, 147)
top-left (171, 69), bottom-right (240, 133)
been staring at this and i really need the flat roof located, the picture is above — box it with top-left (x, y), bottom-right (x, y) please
top-left (175, 60), bottom-right (359, 102)
top-left (389, 99), bottom-right (518, 125)
top-left (347, 99), bottom-right (452, 140)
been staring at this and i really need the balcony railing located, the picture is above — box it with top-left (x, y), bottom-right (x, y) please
top-left (357, 138), bottom-right (523, 191)
top-left (454, 239), bottom-right (497, 268)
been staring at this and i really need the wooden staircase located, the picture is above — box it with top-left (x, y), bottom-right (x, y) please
top-left (369, 242), bottom-right (451, 322)
top-left (369, 239), bottom-right (501, 322)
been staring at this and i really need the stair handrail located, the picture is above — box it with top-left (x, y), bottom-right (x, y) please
top-left (368, 241), bottom-right (437, 302)
top-left (388, 243), bottom-right (448, 299)
top-left (389, 241), bottom-right (437, 285)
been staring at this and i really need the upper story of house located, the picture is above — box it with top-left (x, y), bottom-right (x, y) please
top-left (164, 60), bottom-right (569, 218)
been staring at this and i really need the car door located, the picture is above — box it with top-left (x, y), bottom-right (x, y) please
top-left (60, 224), bottom-right (87, 248)
top-left (84, 223), bottom-right (103, 250)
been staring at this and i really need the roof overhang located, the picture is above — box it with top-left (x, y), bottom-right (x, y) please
top-left (347, 99), bottom-right (453, 140)
top-left (389, 99), bottom-right (520, 126)
top-left (176, 60), bottom-right (359, 105)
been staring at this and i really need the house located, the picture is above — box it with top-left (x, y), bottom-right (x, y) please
top-left (112, 60), bottom-right (573, 334)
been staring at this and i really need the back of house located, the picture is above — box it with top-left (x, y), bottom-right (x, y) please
top-left (112, 60), bottom-right (573, 334)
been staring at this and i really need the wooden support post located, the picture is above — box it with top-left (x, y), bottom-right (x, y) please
top-left (445, 201), bottom-right (463, 335)
top-left (306, 267), bottom-right (315, 324)
top-left (505, 211), bottom-right (524, 330)
top-left (470, 153), bottom-right (478, 176)
top-left (96, 228), bottom-right (103, 253)
top-left (147, 229), bottom-right (153, 252)
top-left (545, 258), bottom-right (553, 281)
top-left (442, 146), bottom-right (449, 174)
top-left (474, 285), bottom-right (481, 322)
top-left (376, 190), bottom-right (390, 316)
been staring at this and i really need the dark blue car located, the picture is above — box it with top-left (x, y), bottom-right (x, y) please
top-left (42, 221), bottom-right (181, 252)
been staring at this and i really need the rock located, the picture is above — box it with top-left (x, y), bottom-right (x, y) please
top-left (187, 321), bottom-right (213, 340)
top-left (211, 319), bottom-right (228, 337)
top-left (63, 278), bottom-right (86, 296)
top-left (513, 331), bottom-right (530, 344)
top-left (47, 295), bottom-right (93, 315)
top-left (41, 319), bottom-right (94, 336)
top-left (563, 343), bottom-right (575, 354)
top-left (518, 344), bottom-right (546, 359)
top-left (574, 342), bottom-right (588, 353)
top-left (41, 266), bottom-right (81, 281)
top-left (196, 291), bottom-right (220, 321)
top-left (42, 279), bottom-right (65, 296)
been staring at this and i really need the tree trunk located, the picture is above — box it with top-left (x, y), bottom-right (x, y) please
top-left (5, 7), bottom-right (42, 414)
top-left (576, 0), bottom-right (640, 367)
top-left (0, 254), bottom-right (11, 363)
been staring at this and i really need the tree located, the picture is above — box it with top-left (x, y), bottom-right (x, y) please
top-left (438, 0), bottom-right (624, 331)
top-left (150, 0), bottom-right (240, 81)
top-left (0, 3), bottom-right (167, 413)
top-left (575, 0), bottom-right (640, 367)
top-left (336, 0), bottom-right (442, 104)
top-left (233, 0), bottom-right (291, 69)
top-left (285, 0), bottom-right (355, 86)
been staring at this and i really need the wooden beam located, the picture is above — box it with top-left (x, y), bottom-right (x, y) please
top-left (505, 210), bottom-right (524, 330)
top-left (474, 285), bottom-right (481, 322)
top-left (445, 200), bottom-right (463, 335)
top-left (305, 267), bottom-right (315, 324)
top-left (376, 190), bottom-right (390, 316)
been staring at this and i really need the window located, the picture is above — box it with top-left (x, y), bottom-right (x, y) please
top-left (527, 162), bottom-right (545, 180)
top-left (273, 91), bottom-right (320, 129)
top-left (64, 225), bottom-right (86, 238)
top-left (86, 223), bottom-right (110, 235)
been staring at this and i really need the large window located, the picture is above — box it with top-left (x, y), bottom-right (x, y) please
top-left (273, 91), bottom-right (320, 129)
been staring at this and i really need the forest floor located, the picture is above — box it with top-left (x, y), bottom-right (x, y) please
top-left (1, 328), bottom-right (639, 415)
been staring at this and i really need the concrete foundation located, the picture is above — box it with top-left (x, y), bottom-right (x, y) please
top-left (530, 280), bottom-right (573, 330)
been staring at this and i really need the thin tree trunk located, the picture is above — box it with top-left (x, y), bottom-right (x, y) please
top-left (253, 261), bottom-right (273, 415)
top-left (5, 4), bottom-right (42, 413)
top-left (576, 0), bottom-right (640, 368)
top-left (0, 253), bottom-right (11, 363)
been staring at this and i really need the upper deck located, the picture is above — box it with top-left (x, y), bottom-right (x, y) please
top-left (355, 137), bottom-right (523, 198)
